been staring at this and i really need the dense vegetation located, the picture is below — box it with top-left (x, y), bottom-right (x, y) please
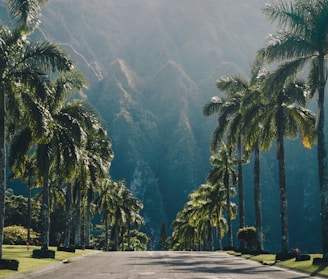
top-left (169, 0), bottom-right (328, 260)
top-left (0, 0), bottom-right (147, 259)
top-left (2, 0), bottom-right (328, 264)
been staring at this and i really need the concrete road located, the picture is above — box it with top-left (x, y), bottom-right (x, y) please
top-left (8, 251), bottom-right (323, 279)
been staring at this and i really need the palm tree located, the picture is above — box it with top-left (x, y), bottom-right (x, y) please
top-left (240, 58), bottom-right (270, 251)
top-left (257, 0), bottom-right (328, 258)
top-left (95, 178), bottom-right (116, 251)
top-left (72, 121), bottom-right (113, 247)
top-left (207, 142), bottom-right (238, 248)
top-left (9, 71), bottom-right (92, 251)
top-left (119, 185), bottom-right (144, 251)
top-left (254, 70), bottom-right (315, 254)
top-left (0, 0), bottom-right (73, 257)
top-left (203, 82), bottom-right (246, 230)
top-left (170, 205), bottom-right (199, 251)
top-left (190, 183), bottom-right (236, 250)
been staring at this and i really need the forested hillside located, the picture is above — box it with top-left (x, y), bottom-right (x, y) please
top-left (6, 0), bottom-right (321, 251)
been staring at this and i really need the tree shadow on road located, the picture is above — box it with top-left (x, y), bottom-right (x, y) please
top-left (129, 252), bottom-right (310, 278)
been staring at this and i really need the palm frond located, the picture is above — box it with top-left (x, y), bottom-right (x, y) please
top-left (8, 0), bottom-right (41, 32)
top-left (203, 96), bottom-right (225, 116)
top-left (258, 31), bottom-right (314, 62)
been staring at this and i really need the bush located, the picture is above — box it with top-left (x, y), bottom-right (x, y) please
top-left (3, 225), bottom-right (38, 245)
top-left (237, 226), bottom-right (257, 251)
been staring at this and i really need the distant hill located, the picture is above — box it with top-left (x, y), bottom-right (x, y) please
top-left (13, 0), bottom-right (319, 251)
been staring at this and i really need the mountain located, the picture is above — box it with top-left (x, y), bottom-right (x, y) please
top-left (19, 0), bottom-right (322, 251)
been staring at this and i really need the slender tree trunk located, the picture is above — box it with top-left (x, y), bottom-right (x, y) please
top-left (318, 54), bottom-right (328, 260)
top-left (41, 156), bottom-right (50, 251)
top-left (64, 183), bottom-right (72, 247)
top-left (254, 142), bottom-right (263, 251)
top-left (277, 124), bottom-right (289, 254)
top-left (74, 185), bottom-right (81, 247)
top-left (127, 224), bottom-right (131, 250)
top-left (225, 174), bottom-right (233, 248)
top-left (0, 86), bottom-right (5, 259)
top-left (121, 227), bottom-right (124, 251)
top-left (216, 225), bottom-right (223, 250)
top-left (237, 135), bottom-right (245, 229)
top-left (85, 202), bottom-right (91, 247)
top-left (27, 175), bottom-right (32, 245)
top-left (105, 213), bottom-right (109, 251)
top-left (112, 222), bottom-right (119, 251)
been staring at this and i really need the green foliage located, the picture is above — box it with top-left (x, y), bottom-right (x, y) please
top-left (237, 226), bottom-right (257, 250)
top-left (3, 225), bottom-right (38, 245)
top-left (126, 230), bottom-right (148, 251)
top-left (94, 228), bottom-right (148, 251)
top-left (4, 194), bottom-right (41, 232)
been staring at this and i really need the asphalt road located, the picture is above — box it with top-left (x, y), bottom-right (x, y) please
top-left (7, 251), bottom-right (324, 279)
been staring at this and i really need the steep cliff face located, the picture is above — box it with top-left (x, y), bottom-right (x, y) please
top-left (33, 0), bottom-right (321, 251)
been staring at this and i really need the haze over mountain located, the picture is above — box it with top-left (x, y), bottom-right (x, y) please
top-left (17, 0), bottom-right (321, 251)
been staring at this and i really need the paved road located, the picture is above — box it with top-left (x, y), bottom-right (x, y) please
top-left (7, 251), bottom-right (324, 279)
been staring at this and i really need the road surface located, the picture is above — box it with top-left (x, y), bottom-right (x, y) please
top-left (7, 251), bottom-right (323, 279)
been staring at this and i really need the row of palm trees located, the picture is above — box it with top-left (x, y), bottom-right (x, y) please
top-left (0, 0), bottom-right (145, 256)
top-left (95, 179), bottom-right (144, 251)
top-left (171, 0), bottom-right (328, 256)
top-left (169, 142), bottom-right (238, 251)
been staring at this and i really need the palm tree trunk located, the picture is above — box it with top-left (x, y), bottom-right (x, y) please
top-left (277, 126), bottom-right (289, 254)
top-left (85, 202), bottom-right (91, 247)
top-left (216, 225), bottom-right (223, 250)
top-left (0, 86), bottom-right (5, 259)
top-left (74, 185), bottom-right (81, 247)
top-left (105, 213), bottom-right (109, 251)
top-left (237, 135), bottom-right (245, 229)
top-left (225, 174), bottom-right (233, 248)
top-left (27, 175), bottom-right (32, 245)
top-left (318, 54), bottom-right (328, 260)
top-left (254, 142), bottom-right (263, 251)
top-left (41, 157), bottom-right (50, 251)
top-left (121, 227), bottom-right (124, 251)
top-left (64, 183), bottom-right (73, 247)
top-left (112, 222), bottom-right (119, 251)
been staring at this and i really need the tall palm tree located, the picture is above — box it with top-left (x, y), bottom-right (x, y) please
top-left (203, 83), bottom-right (246, 230)
top-left (72, 118), bottom-right (113, 247)
top-left (257, 0), bottom-right (328, 258)
top-left (254, 70), bottom-right (315, 254)
top-left (0, 0), bottom-right (73, 257)
top-left (170, 205), bottom-right (199, 251)
top-left (9, 71), bottom-right (91, 250)
top-left (190, 183), bottom-right (236, 250)
top-left (95, 178), bottom-right (116, 251)
top-left (207, 142), bottom-right (238, 248)
top-left (119, 185), bottom-right (144, 251)
top-left (241, 58), bottom-right (270, 251)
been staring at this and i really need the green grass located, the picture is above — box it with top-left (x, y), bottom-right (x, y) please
top-left (227, 251), bottom-right (328, 278)
top-left (0, 245), bottom-right (96, 277)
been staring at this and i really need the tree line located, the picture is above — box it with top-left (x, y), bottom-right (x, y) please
top-left (169, 0), bottom-right (328, 259)
top-left (0, 0), bottom-right (146, 258)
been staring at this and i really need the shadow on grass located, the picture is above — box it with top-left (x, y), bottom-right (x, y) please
top-left (311, 258), bottom-right (328, 277)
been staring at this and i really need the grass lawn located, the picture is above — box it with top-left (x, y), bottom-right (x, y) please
top-left (227, 251), bottom-right (328, 278)
top-left (0, 245), bottom-right (96, 277)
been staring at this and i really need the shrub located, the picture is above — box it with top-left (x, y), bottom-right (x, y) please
top-left (237, 226), bottom-right (257, 251)
top-left (3, 225), bottom-right (38, 245)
